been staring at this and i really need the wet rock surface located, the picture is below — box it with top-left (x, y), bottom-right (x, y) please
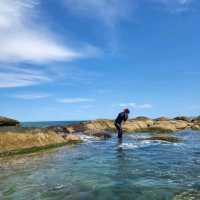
top-left (172, 190), bottom-right (200, 200)
top-left (1, 115), bottom-right (200, 157)
top-left (137, 134), bottom-right (181, 143)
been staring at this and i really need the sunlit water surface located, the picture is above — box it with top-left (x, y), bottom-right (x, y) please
top-left (1, 130), bottom-right (200, 200)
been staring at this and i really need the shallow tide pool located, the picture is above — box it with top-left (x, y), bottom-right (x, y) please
top-left (1, 130), bottom-right (200, 200)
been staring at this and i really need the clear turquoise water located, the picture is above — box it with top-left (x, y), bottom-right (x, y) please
top-left (1, 130), bottom-right (200, 200)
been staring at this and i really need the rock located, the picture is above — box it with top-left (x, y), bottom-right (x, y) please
top-left (191, 124), bottom-right (200, 130)
top-left (124, 119), bottom-right (154, 132)
top-left (147, 135), bottom-right (181, 143)
top-left (0, 116), bottom-right (20, 127)
top-left (154, 117), bottom-right (171, 121)
top-left (148, 120), bottom-right (177, 132)
top-left (173, 120), bottom-right (190, 130)
top-left (192, 116), bottom-right (200, 122)
top-left (93, 131), bottom-right (111, 139)
top-left (47, 126), bottom-right (70, 136)
top-left (84, 130), bottom-right (112, 139)
top-left (134, 116), bottom-right (151, 121)
top-left (0, 127), bottom-right (83, 157)
top-left (83, 120), bottom-right (115, 132)
top-left (172, 190), bottom-right (200, 200)
top-left (65, 123), bottom-right (85, 133)
top-left (63, 134), bottom-right (81, 142)
top-left (0, 128), bottom-right (67, 156)
top-left (173, 116), bottom-right (191, 122)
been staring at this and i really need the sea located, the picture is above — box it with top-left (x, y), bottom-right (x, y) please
top-left (21, 121), bottom-right (81, 128)
top-left (1, 126), bottom-right (200, 199)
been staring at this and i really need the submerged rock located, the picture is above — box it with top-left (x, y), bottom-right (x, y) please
top-left (0, 116), bottom-right (20, 127)
top-left (84, 130), bottom-right (112, 139)
top-left (147, 135), bottom-right (181, 143)
top-left (136, 134), bottom-right (181, 143)
top-left (173, 190), bottom-right (200, 200)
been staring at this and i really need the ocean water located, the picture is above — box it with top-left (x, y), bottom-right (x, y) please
top-left (21, 121), bottom-right (81, 128)
top-left (1, 130), bottom-right (200, 200)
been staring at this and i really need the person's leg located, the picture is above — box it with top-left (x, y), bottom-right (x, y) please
top-left (115, 123), bottom-right (123, 139)
top-left (118, 127), bottom-right (122, 139)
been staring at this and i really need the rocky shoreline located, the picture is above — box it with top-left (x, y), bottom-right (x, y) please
top-left (0, 116), bottom-right (200, 157)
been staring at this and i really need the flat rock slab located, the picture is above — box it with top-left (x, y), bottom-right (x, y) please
top-left (136, 135), bottom-right (181, 143)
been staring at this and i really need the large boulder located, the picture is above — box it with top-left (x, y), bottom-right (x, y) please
top-left (0, 116), bottom-right (20, 127)
top-left (124, 119), bottom-right (154, 132)
top-left (148, 120), bottom-right (189, 132)
top-left (148, 120), bottom-right (177, 132)
top-left (83, 120), bottom-right (115, 132)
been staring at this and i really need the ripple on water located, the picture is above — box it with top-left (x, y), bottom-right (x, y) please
top-left (1, 131), bottom-right (200, 200)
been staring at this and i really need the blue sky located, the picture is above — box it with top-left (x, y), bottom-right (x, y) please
top-left (0, 0), bottom-right (200, 121)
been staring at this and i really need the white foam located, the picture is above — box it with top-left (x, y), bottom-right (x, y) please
top-left (118, 143), bottom-right (138, 149)
top-left (77, 134), bottom-right (97, 143)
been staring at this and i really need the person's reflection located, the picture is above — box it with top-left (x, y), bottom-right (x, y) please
top-left (116, 138), bottom-right (127, 173)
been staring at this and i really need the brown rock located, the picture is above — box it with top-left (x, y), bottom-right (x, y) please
top-left (149, 120), bottom-right (177, 132)
top-left (63, 134), bottom-right (81, 142)
top-left (0, 116), bottom-right (20, 127)
top-left (137, 134), bottom-right (181, 143)
top-left (173, 116), bottom-right (191, 122)
top-left (154, 117), bottom-right (171, 121)
top-left (134, 116), bottom-right (151, 121)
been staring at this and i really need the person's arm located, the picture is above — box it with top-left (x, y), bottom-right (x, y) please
top-left (124, 113), bottom-right (128, 122)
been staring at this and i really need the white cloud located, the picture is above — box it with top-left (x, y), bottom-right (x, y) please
top-left (154, 0), bottom-right (194, 12)
top-left (117, 102), bottom-right (153, 109)
top-left (64, 0), bottom-right (135, 27)
top-left (58, 98), bottom-right (95, 104)
top-left (12, 92), bottom-right (51, 100)
top-left (0, 0), bottom-right (98, 63)
top-left (0, 66), bottom-right (50, 88)
top-left (157, 0), bottom-right (192, 5)
top-left (0, 32), bottom-right (81, 63)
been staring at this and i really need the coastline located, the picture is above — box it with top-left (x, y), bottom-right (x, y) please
top-left (0, 116), bottom-right (200, 157)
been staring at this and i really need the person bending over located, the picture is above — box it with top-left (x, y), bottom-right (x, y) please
top-left (114, 108), bottom-right (130, 139)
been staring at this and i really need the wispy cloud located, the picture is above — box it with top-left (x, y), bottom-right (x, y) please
top-left (58, 98), bottom-right (95, 104)
top-left (115, 102), bottom-right (153, 109)
top-left (0, 66), bottom-right (50, 88)
top-left (64, 0), bottom-right (135, 27)
top-left (153, 0), bottom-right (195, 13)
top-left (0, 0), bottom-right (99, 63)
top-left (11, 92), bottom-right (51, 100)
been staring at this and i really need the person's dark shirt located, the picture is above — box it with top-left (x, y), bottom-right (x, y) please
top-left (115, 112), bottom-right (128, 125)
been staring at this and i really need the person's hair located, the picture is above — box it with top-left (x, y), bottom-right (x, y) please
top-left (124, 108), bottom-right (130, 113)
